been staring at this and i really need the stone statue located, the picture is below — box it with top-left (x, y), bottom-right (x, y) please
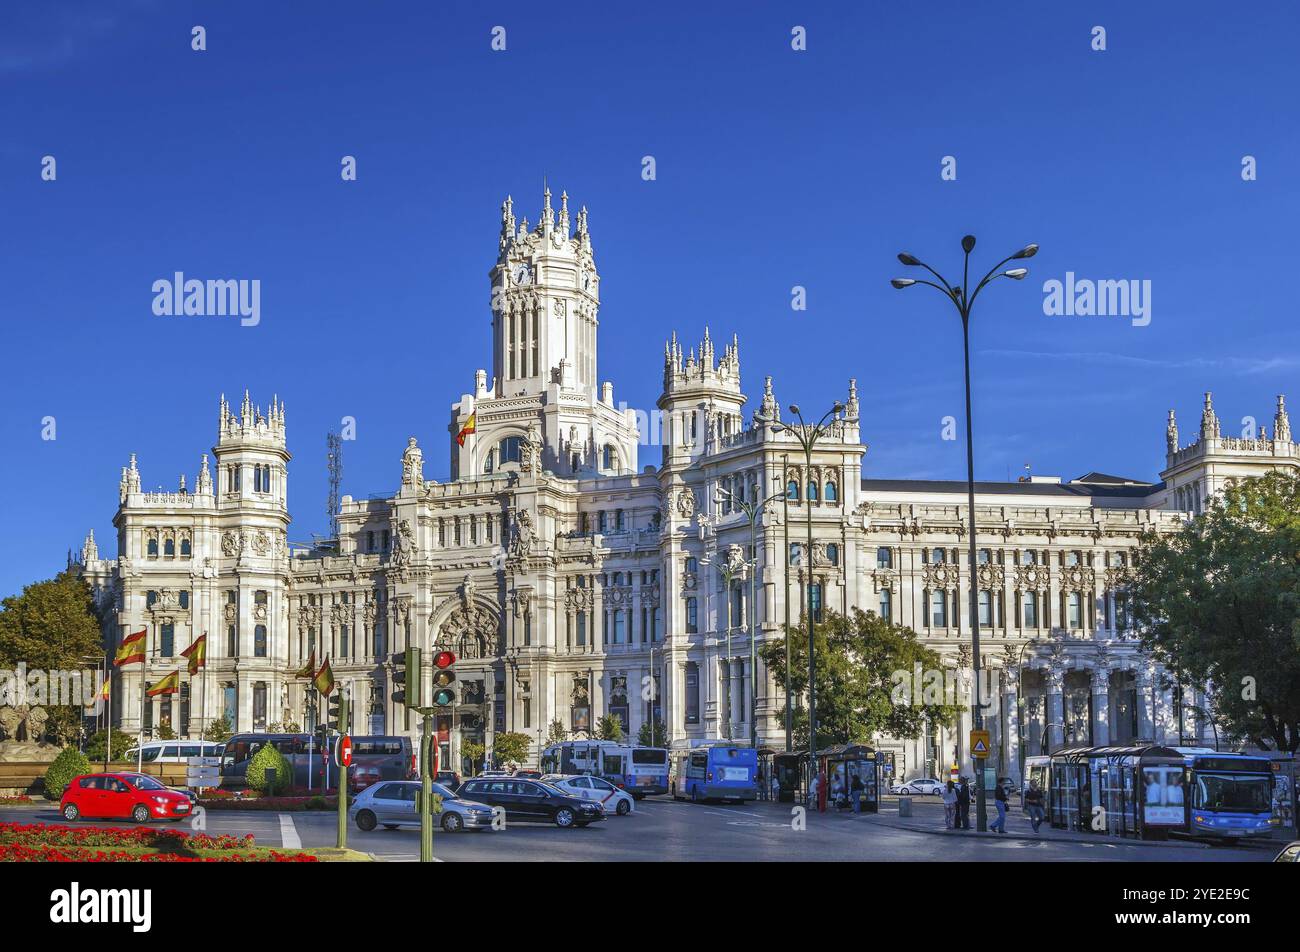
top-left (401, 437), bottom-right (424, 486)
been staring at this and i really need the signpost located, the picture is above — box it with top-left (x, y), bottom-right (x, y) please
top-left (970, 730), bottom-right (991, 759)
top-left (185, 756), bottom-right (221, 790)
top-left (335, 693), bottom-right (350, 849)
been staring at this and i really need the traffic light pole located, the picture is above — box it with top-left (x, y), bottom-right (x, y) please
top-left (419, 710), bottom-right (434, 863)
top-left (336, 692), bottom-right (349, 849)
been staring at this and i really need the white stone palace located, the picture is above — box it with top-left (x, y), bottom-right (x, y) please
top-left (75, 189), bottom-right (1300, 782)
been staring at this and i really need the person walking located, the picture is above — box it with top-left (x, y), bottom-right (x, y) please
top-left (1024, 779), bottom-right (1045, 833)
top-left (955, 776), bottom-right (971, 830)
top-left (808, 770), bottom-right (820, 809)
top-left (991, 779), bottom-right (1009, 833)
top-left (942, 779), bottom-right (957, 829)
top-left (850, 772), bottom-right (864, 815)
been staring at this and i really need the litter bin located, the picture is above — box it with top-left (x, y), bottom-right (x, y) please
top-left (898, 796), bottom-right (913, 817)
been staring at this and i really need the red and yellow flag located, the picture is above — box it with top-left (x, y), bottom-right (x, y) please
top-left (146, 670), bottom-right (181, 697)
top-left (294, 651), bottom-right (317, 680)
top-left (456, 411), bottom-right (477, 447)
top-left (314, 656), bottom-right (335, 696)
top-left (84, 677), bottom-right (110, 709)
top-left (181, 633), bottom-right (207, 675)
top-left (114, 629), bottom-right (147, 667)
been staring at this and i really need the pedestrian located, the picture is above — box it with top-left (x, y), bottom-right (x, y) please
top-left (942, 779), bottom-right (957, 828)
top-left (808, 771), bottom-right (820, 809)
top-left (850, 772), bottom-right (864, 814)
top-left (1024, 779), bottom-right (1045, 833)
top-left (991, 779), bottom-right (1009, 833)
top-left (955, 776), bottom-right (971, 830)
top-left (770, 771), bottom-right (780, 802)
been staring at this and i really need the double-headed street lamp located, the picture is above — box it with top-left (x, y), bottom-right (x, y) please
top-left (771, 403), bottom-right (844, 782)
top-left (716, 477), bottom-right (789, 751)
top-left (891, 235), bottom-right (1037, 833)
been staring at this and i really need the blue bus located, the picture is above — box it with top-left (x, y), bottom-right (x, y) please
top-left (598, 746), bottom-right (670, 798)
top-left (671, 744), bottom-right (758, 803)
top-left (1174, 748), bottom-right (1278, 840)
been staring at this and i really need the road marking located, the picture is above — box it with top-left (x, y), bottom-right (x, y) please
top-left (278, 813), bottom-right (301, 849)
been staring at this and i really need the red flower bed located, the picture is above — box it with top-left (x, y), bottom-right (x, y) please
top-left (0, 796), bottom-right (34, 805)
top-left (0, 843), bottom-right (316, 863)
top-left (0, 822), bottom-right (253, 851)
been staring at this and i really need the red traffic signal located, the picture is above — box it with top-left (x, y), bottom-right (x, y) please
top-left (431, 650), bottom-right (457, 707)
top-left (432, 650), bottom-right (456, 669)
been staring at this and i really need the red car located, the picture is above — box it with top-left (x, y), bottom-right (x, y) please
top-left (60, 772), bottom-right (193, 823)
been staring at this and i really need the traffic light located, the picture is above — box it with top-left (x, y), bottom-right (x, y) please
top-left (431, 650), bottom-right (457, 706)
top-left (392, 646), bottom-right (422, 707)
top-left (327, 690), bottom-right (341, 728)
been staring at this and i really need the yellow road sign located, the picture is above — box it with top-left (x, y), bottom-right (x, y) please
top-left (970, 729), bottom-right (991, 759)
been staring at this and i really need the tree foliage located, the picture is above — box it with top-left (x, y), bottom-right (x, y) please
top-left (760, 608), bottom-right (961, 750)
top-left (462, 741), bottom-right (486, 775)
top-left (43, 746), bottom-right (91, 800)
top-left (638, 718), bottom-right (667, 748)
top-left (0, 571), bottom-right (105, 743)
top-left (595, 714), bottom-right (625, 742)
top-left (203, 714), bottom-right (232, 743)
top-left (1131, 471), bottom-right (1300, 752)
top-left (493, 731), bottom-right (532, 766)
top-left (544, 719), bottom-right (567, 745)
top-left (245, 741), bottom-right (292, 794)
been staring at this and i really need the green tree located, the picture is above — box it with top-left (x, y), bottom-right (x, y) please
top-left (83, 727), bottom-right (132, 763)
top-left (595, 714), bottom-right (625, 742)
top-left (545, 719), bottom-right (567, 745)
top-left (1131, 471), bottom-right (1300, 752)
top-left (43, 746), bottom-right (91, 800)
top-left (462, 741), bottom-right (486, 776)
top-left (760, 608), bottom-right (962, 750)
top-left (493, 731), bottom-right (532, 766)
top-left (203, 714), bottom-right (232, 743)
top-left (0, 571), bottom-right (105, 743)
top-left (637, 719), bottom-right (667, 747)
top-left (156, 723), bottom-right (177, 741)
top-left (245, 741), bottom-right (293, 794)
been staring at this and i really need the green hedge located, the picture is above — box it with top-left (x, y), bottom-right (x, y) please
top-left (43, 747), bottom-right (91, 801)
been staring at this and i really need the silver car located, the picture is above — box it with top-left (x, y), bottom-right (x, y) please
top-left (349, 780), bottom-right (496, 833)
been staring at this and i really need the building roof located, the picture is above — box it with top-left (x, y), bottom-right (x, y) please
top-left (860, 477), bottom-right (1162, 499)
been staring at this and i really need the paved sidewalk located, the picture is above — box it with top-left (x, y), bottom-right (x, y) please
top-left (816, 795), bottom-right (1288, 851)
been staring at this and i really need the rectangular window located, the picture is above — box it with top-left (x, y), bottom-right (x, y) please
top-left (1068, 592), bottom-right (1082, 629)
top-left (879, 588), bottom-right (892, 622)
top-left (226, 624), bottom-right (237, 656)
top-left (576, 613), bottom-right (587, 647)
top-left (685, 662), bottom-right (700, 725)
top-left (160, 623), bottom-right (175, 657)
top-left (978, 590), bottom-right (992, 627)
top-left (809, 584), bottom-right (823, 623)
top-left (254, 625), bottom-right (267, 658)
top-left (1023, 592), bottom-right (1038, 628)
top-left (930, 590), bottom-right (947, 628)
top-left (252, 682), bottom-right (267, 732)
top-left (685, 597), bottom-right (698, 634)
top-left (222, 683), bottom-right (236, 726)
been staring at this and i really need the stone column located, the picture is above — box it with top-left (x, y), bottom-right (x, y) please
top-left (1003, 673), bottom-right (1021, 785)
top-left (1136, 664), bottom-right (1155, 741)
top-left (1045, 667), bottom-right (1065, 752)
top-left (1091, 667), bottom-right (1111, 746)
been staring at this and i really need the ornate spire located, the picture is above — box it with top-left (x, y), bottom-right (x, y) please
top-left (179, 473), bottom-right (187, 493)
top-left (757, 375), bottom-right (780, 424)
top-left (577, 204), bottom-right (588, 237)
top-left (1166, 409), bottom-right (1178, 453)
top-left (542, 184), bottom-right (553, 232)
top-left (559, 190), bottom-right (569, 234)
top-left (1199, 391), bottom-right (1220, 440)
top-left (846, 378), bottom-right (859, 421)
top-left (120, 453), bottom-right (141, 503)
top-left (1275, 394), bottom-right (1291, 443)
top-left (82, 529), bottom-right (98, 564)
top-left (197, 454), bottom-right (213, 495)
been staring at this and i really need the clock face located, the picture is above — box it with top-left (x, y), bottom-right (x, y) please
top-left (512, 263), bottom-right (531, 286)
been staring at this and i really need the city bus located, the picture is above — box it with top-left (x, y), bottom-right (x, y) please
top-left (671, 743), bottom-right (758, 803)
top-left (540, 740), bottom-right (623, 777)
top-left (598, 746), bottom-right (670, 797)
top-left (1173, 748), bottom-right (1277, 840)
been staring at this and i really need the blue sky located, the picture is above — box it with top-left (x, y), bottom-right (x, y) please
top-left (2, 1), bottom-right (1298, 599)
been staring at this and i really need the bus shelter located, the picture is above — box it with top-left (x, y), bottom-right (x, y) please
top-left (1048, 745), bottom-right (1185, 839)
top-left (817, 744), bottom-right (881, 813)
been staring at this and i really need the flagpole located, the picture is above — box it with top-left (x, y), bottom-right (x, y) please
top-left (138, 621), bottom-right (152, 772)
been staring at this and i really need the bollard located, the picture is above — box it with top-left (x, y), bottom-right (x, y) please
top-left (898, 796), bottom-right (913, 818)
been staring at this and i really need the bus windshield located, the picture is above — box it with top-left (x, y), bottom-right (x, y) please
top-left (632, 749), bottom-right (667, 765)
top-left (1194, 773), bottom-right (1272, 812)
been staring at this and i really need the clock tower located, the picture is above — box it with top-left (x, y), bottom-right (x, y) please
top-left (491, 187), bottom-right (600, 398)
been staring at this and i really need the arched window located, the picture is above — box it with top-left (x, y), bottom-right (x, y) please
top-left (824, 482), bottom-right (838, 503)
top-left (164, 538), bottom-right (175, 557)
top-left (806, 480), bottom-right (819, 502)
top-left (180, 537), bottom-right (191, 557)
top-left (602, 444), bottom-right (617, 472)
top-left (497, 436), bottom-right (523, 466)
top-left (147, 537), bottom-right (159, 558)
top-left (786, 479), bottom-right (799, 500)
top-left (876, 547), bottom-right (892, 569)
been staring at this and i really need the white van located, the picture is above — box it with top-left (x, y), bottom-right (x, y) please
top-left (122, 740), bottom-right (224, 764)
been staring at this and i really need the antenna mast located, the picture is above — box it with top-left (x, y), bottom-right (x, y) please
top-left (327, 431), bottom-right (343, 541)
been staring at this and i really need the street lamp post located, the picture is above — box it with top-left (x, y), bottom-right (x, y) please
top-left (891, 235), bottom-right (1037, 833)
top-left (717, 479), bottom-right (789, 751)
top-left (770, 403), bottom-right (844, 782)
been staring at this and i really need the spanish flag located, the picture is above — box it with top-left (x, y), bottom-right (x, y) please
top-left (456, 411), bottom-right (476, 447)
top-left (314, 656), bottom-right (335, 696)
top-left (181, 633), bottom-right (207, 675)
top-left (114, 629), bottom-right (147, 667)
top-left (294, 652), bottom-right (316, 680)
top-left (146, 669), bottom-right (181, 697)
top-left (85, 677), bottom-right (110, 709)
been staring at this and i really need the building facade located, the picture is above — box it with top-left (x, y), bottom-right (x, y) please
top-left (76, 190), bottom-right (1300, 781)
